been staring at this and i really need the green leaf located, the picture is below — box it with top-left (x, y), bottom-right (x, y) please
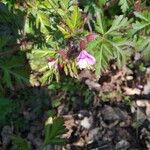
top-left (96, 0), bottom-right (107, 7)
top-left (11, 136), bottom-right (31, 150)
top-left (49, 117), bottom-right (65, 138)
top-left (64, 16), bottom-right (74, 30)
top-left (106, 39), bottom-right (126, 67)
top-left (89, 11), bottom-right (130, 76)
top-left (95, 10), bottom-right (105, 34)
top-left (28, 49), bottom-right (55, 72)
top-left (36, 11), bottom-right (50, 34)
top-left (87, 38), bottom-right (102, 53)
top-left (60, 0), bottom-right (70, 10)
top-left (95, 44), bottom-right (112, 76)
top-left (2, 68), bottom-right (13, 88)
top-left (132, 11), bottom-right (150, 33)
top-left (0, 55), bottom-right (29, 89)
top-left (58, 5), bottom-right (83, 38)
top-left (139, 38), bottom-right (150, 61)
top-left (119, 0), bottom-right (129, 13)
top-left (57, 25), bottom-right (70, 38)
top-left (71, 6), bottom-right (81, 28)
top-left (44, 117), bottom-right (66, 145)
top-left (0, 97), bottom-right (12, 125)
top-left (64, 65), bottom-right (69, 75)
top-left (134, 11), bottom-right (150, 22)
top-left (52, 99), bottom-right (61, 108)
top-left (132, 21), bottom-right (149, 33)
top-left (105, 15), bottom-right (128, 35)
top-left (40, 70), bottom-right (53, 85)
top-left (32, 49), bottom-right (55, 58)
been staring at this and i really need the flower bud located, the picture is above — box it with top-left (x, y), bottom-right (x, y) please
top-left (86, 33), bottom-right (98, 42)
top-left (80, 39), bottom-right (87, 50)
top-left (59, 49), bottom-right (67, 60)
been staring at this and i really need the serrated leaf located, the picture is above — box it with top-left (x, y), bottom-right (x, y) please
top-left (57, 25), bottom-right (70, 37)
top-left (0, 97), bottom-right (12, 124)
top-left (64, 64), bottom-right (69, 75)
top-left (32, 49), bottom-right (55, 57)
top-left (143, 45), bottom-right (150, 62)
top-left (139, 38), bottom-right (150, 61)
top-left (111, 42), bottom-right (126, 67)
top-left (11, 136), bottom-right (31, 150)
top-left (87, 38), bottom-right (101, 53)
top-left (67, 63), bottom-right (73, 77)
top-left (95, 11), bottom-right (105, 34)
top-left (2, 69), bottom-right (13, 88)
top-left (40, 70), bottom-right (53, 85)
top-left (71, 6), bottom-right (82, 29)
top-left (58, 5), bottom-right (82, 38)
top-left (132, 11), bottom-right (150, 33)
top-left (95, 44), bottom-right (112, 76)
top-left (54, 69), bottom-right (60, 82)
top-left (119, 0), bottom-right (129, 13)
top-left (44, 117), bottom-right (66, 145)
top-left (105, 15), bottom-right (128, 35)
top-left (65, 16), bottom-right (74, 30)
top-left (0, 55), bottom-right (29, 89)
top-left (36, 11), bottom-right (50, 34)
top-left (60, 0), bottom-right (70, 10)
top-left (134, 11), bottom-right (149, 22)
top-left (132, 21), bottom-right (149, 32)
top-left (71, 60), bottom-right (78, 76)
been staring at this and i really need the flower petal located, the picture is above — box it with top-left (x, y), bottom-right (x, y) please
top-left (77, 59), bottom-right (89, 69)
top-left (77, 50), bottom-right (96, 69)
top-left (48, 60), bottom-right (58, 69)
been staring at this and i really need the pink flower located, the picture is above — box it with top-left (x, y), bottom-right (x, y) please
top-left (77, 50), bottom-right (96, 69)
top-left (48, 58), bottom-right (58, 69)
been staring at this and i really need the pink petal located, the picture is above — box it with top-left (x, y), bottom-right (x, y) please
top-left (77, 50), bottom-right (96, 69)
top-left (48, 60), bottom-right (58, 69)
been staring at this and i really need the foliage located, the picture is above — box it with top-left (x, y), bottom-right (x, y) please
top-left (132, 10), bottom-right (150, 61)
top-left (11, 136), bottom-right (31, 150)
top-left (132, 11), bottom-right (150, 33)
top-left (0, 97), bottom-right (12, 126)
top-left (0, 55), bottom-right (29, 90)
top-left (0, 0), bottom-right (150, 148)
top-left (0, 2), bottom-right (29, 94)
top-left (57, 5), bottom-right (84, 38)
top-left (0, 0), bottom-right (150, 88)
top-left (87, 9), bottom-right (131, 75)
top-left (44, 115), bottom-right (66, 146)
top-left (119, 0), bottom-right (130, 13)
top-left (48, 77), bottom-right (94, 106)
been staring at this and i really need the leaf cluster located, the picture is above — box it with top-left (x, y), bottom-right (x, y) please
top-left (0, 0), bottom-right (150, 88)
